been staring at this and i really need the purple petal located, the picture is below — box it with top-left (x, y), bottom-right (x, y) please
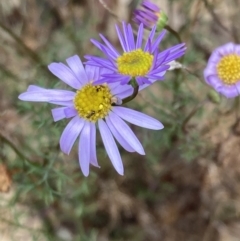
top-left (105, 116), bottom-right (135, 152)
top-left (111, 84), bottom-right (133, 98)
top-left (99, 34), bottom-right (120, 58)
top-left (204, 75), bottom-right (223, 89)
top-left (89, 122), bottom-right (99, 167)
top-left (26, 86), bottom-right (75, 107)
top-left (218, 84), bottom-right (239, 98)
top-left (112, 107), bottom-right (164, 130)
top-left (79, 122), bottom-right (91, 176)
top-left (152, 30), bottom-right (166, 53)
top-left (107, 112), bottom-right (145, 155)
top-left (19, 89), bottom-right (75, 102)
top-left (98, 119), bottom-right (124, 175)
top-left (122, 22), bottom-right (130, 52)
top-left (66, 55), bottom-right (88, 86)
top-left (208, 50), bottom-right (222, 64)
top-left (64, 107), bottom-right (78, 118)
top-left (48, 63), bottom-right (82, 89)
top-left (136, 23), bottom-right (144, 49)
top-left (217, 42), bottom-right (235, 56)
top-left (51, 107), bottom-right (68, 122)
top-left (127, 24), bottom-right (135, 50)
top-left (85, 65), bottom-right (101, 82)
top-left (60, 116), bottom-right (85, 155)
top-left (27, 85), bottom-right (45, 92)
top-left (50, 100), bottom-right (74, 107)
top-left (115, 24), bottom-right (127, 52)
top-left (203, 63), bottom-right (217, 77)
top-left (142, 0), bottom-right (160, 12)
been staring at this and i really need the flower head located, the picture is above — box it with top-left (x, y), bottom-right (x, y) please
top-left (85, 22), bottom-right (186, 86)
top-left (133, 0), bottom-right (168, 31)
top-left (19, 55), bottom-right (164, 176)
top-left (204, 43), bottom-right (240, 98)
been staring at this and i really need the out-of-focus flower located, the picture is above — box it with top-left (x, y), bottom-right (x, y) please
top-left (18, 55), bottom-right (164, 176)
top-left (204, 43), bottom-right (240, 98)
top-left (85, 22), bottom-right (186, 86)
top-left (133, 0), bottom-right (168, 31)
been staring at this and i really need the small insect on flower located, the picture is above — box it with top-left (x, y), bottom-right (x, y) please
top-left (204, 42), bottom-right (240, 98)
top-left (85, 22), bottom-right (186, 87)
top-left (18, 55), bottom-right (164, 176)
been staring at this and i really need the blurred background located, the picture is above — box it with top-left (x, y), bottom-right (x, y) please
top-left (1, 0), bottom-right (240, 240)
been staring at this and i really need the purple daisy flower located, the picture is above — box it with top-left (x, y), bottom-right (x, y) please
top-left (204, 42), bottom-right (240, 98)
top-left (85, 22), bottom-right (186, 86)
top-left (133, 0), bottom-right (168, 30)
top-left (18, 55), bottom-right (164, 176)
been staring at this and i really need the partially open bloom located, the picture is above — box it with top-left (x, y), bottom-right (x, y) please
top-left (19, 55), bottom-right (164, 176)
top-left (204, 43), bottom-right (240, 98)
top-left (85, 22), bottom-right (186, 86)
top-left (133, 0), bottom-right (168, 31)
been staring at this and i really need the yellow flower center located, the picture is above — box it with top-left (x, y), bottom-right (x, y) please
top-left (217, 54), bottom-right (240, 85)
top-left (74, 83), bottom-right (112, 122)
top-left (117, 49), bottom-right (154, 77)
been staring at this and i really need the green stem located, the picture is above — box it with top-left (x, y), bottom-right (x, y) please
top-left (164, 24), bottom-right (182, 43)
top-left (122, 86), bottom-right (139, 104)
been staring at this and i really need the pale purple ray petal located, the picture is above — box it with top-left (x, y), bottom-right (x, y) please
top-left (127, 24), bottom-right (135, 50)
top-left (105, 116), bottom-right (135, 152)
top-left (111, 83), bottom-right (133, 96)
top-left (48, 63), bottom-right (81, 89)
top-left (115, 89), bottom-right (133, 100)
top-left (100, 73), bottom-right (130, 83)
top-left (98, 119), bottom-right (124, 175)
top-left (122, 22), bottom-right (130, 52)
top-left (85, 65), bottom-right (100, 82)
top-left (50, 100), bottom-right (74, 107)
top-left (60, 116), bottom-right (85, 155)
top-left (203, 64), bottom-right (217, 79)
top-left (144, 37), bottom-right (151, 52)
top-left (99, 34), bottom-right (120, 58)
top-left (79, 122), bottom-right (91, 176)
top-left (85, 56), bottom-right (116, 71)
top-left (163, 50), bottom-right (186, 63)
top-left (208, 50), bottom-right (222, 64)
top-left (90, 38), bottom-right (105, 50)
top-left (64, 107), bottom-right (78, 118)
top-left (26, 86), bottom-right (75, 106)
top-left (218, 42), bottom-right (235, 56)
top-left (113, 107), bottom-right (164, 130)
top-left (218, 84), bottom-right (239, 98)
top-left (148, 24), bottom-right (157, 42)
top-left (19, 89), bottom-right (75, 102)
top-left (151, 30), bottom-right (166, 53)
top-left (204, 75), bottom-right (223, 89)
top-left (51, 107), bottom-right (68, 122)
top-left (144, 25), bottom-right (156, 51)
top-left (108, 112), bottom-right (145, 155)
top-left (142, 0), bottom-right (160, 11)
top-left (115, 24), bottom-right (127, 52)
top-left (66, 55), bottom-right (88, 86)
top-left (136, 23), bottom-right (144, 49)
top-left (149, 64), bottom-right (170, 75)
top-left (27, 85), bottom-right (46, 92)
top-left (89, 122), bottom-right (99, 167)
top-left (134, 16), bottom-right (150, 28)
top-left (99, 45), bottom-right (118, 60)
